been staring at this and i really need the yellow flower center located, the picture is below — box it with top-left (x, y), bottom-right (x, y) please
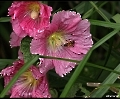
top-left (21, 70), bottom-right (39, 87)
top-left (48, 32), bottom-right (66, 51)
top-left (28, 2), bottom-right (40, 19)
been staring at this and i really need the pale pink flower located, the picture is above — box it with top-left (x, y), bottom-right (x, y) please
top-left (0, 60), bottom-right (51, 98)
top-left (30, 10), bottom-right (93, 77)
top-left (8, 1), bottom-right (53, 38)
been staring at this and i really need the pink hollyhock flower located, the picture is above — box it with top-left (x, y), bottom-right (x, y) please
top-left (8, 1), bottom-right (53, 38)
top-left (30, 10), bottom-right (93, 77)
top-left (0, 60), bottom-right (51, 98)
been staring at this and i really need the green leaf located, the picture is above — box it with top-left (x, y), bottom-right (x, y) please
top-left (67, 83), bottom-right (80, 98)
top-left (112, 14), bottom-right (120, 36)
top-left (73, 1), bottom-right (98, 14)
top-left (73, 1), bottom-right (85, 14)
top-left (82, 8), bottom-right (94, 19)
top-left (117, 90), bottom-right (120, 98)
top-left (89, 19), bottom-right (120, 29)
top-left (79, 83), bottom-right (90, 97)
top-left (0, 17), bottom-right (10, 22)
top-left (112, 14), bottom-right (120, 23)
top-left (83, 1), bottom-right (108, 19)
top-left (0, 59), bottom-right (15, 69)
top-left (100, 8), bottom-right (112, 20)
top-left (90, 63), bottom-right (120, 97)
top-left (20, 36), bottom-right (37, 63)
top-left (84, 2), bottom-right (91, 13)
top-left (50, 88), bottom-right (58, 98)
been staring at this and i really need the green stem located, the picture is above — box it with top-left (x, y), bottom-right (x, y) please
top-left (0, 55), bottom-right (39, 98)
top-left (39, 55), bottom-right (81, 63)
top-left (39, 55), bottom-right (120, 75)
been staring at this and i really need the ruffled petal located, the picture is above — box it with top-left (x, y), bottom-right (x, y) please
top-left (39, 58), bottom-right (54, 75)
top-left (9, 32), bottom-right (23, 48)
top-left (69, 28), bottom-right (93, 54)
top-left (52, 10), bottom-right (81, 32)
top-left (11, 19), bottom-right (27, 37)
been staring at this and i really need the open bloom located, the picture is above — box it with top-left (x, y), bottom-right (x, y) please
top-left (8, 1), bottom-right (52, 38)
top-left (30, 10), bottom-right (93, 77)
top-left (0, 59), bottom-right (51, 98)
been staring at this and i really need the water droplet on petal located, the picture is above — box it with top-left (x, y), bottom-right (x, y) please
top-left (61, 75), bottom-right (64, 77)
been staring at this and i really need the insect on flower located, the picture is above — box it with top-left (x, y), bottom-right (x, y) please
top-left (64, 40), bottom-right (75, 47)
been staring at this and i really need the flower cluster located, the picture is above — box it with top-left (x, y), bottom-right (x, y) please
top-left (0, 1), bottom-right (93, 98)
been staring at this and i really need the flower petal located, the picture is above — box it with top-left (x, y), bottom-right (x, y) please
top-left (30, 38), bottom-right (46, 55)
top-left (52, 48), bottom-right (83, 77)
top-left (9, 32), bottom-right (23, 48)
top-left (69, 28), bottom-right (93, 54)
top-left (39, 58), bottom-right (54, 75)
top-left (11, 19), bottom-right (27, 37)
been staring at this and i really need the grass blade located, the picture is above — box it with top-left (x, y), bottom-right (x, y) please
top-left (90, 63), bottom-right (120, 97)
top-left (89, 19), bottom-right (120, 29)
top-left (0, 17), bottom-right (10, 22)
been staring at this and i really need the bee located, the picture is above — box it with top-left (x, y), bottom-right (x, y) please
top-left (64, 40), bottom-right (75, 47)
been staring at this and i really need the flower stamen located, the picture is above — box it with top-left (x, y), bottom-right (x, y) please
top-left (48, 32), bottom-right (66, 51)
top-left (30, 10), bottom-right (39, 19)
top-left (20, 70), bottom-right (40, 88)
top-left (28, 2), bottom-right (40, 19)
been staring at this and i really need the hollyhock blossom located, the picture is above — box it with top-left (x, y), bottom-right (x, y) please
top-left (8, 1), bottom-right (52, 38)
top-left (30, 10), bottom-right (93, 77)
top-left (0, 60), bottom-right (51, 98)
